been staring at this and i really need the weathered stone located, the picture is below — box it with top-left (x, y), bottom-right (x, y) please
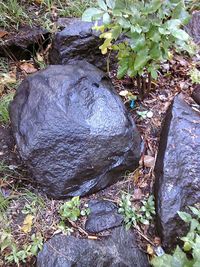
top-left (192, 84), bottom-right (200, 105)
top-left (49, 18), bottom-right (107, 70)
top-left (154, 93), bottom-right (200, 251)
top-left (37, 227), bottom-right (150, 267)
top-left (10, 61), bottom-right (141, 199)
top-left (85, 200), bottom-right (123, 233)
top-left (0, 26), bottom-right (48, 59)
top-left (185, 11), bottom-right (200, 44)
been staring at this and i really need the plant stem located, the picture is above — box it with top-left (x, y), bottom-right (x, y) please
top-left (147, 73), bottom-right (152, 95)
top-left (137, 74), bottom-right (143, 99)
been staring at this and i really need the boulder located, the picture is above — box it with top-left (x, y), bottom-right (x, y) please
top-left (154, 93), bottom-right (200, 251)
top-left (185, 11), bottom-right (200, 45)
top-left (49, 18), bottom-right (107, 70)
top-left (37, 227), bottom-right (150, 267)
top-left (85, 200), bottom-right (123, 233)
top-left (10, 61), bottom-right (141, 199)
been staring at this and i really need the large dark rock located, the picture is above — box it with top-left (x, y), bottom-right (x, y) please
top-left (85, 200), bottom-right (123, 233)
top-left (154, 93), bottom-right (200, 251)
top-left (10, 61), bottom-right (141, 199)
top-left (49, 18), bottom-right (107, 70)
top-left (37, 227), bottom-right (149, 267)
top-left (185, 11), bottom-right (200, 45)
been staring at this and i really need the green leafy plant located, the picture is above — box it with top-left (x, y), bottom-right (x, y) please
top-left (151, 205), bottom-right (200, 267)
top-left (0, 225), bottom-right (44, 266)
top-left (59, 196), bottom-right (81, 222)
top-left (189, 67), bottom-right (200, 84)
top-left (140, 195), bottom-right (156, 222)
top-left (21, 190), bottom-right (45, 215)
top-left (58, 196), bottom-right (90, 235)
top-left (82, 0), bottom-right (195, 98)
top-left (118, 193), bottom-right (155, 229)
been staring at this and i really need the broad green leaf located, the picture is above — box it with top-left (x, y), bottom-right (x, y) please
top-left (134, 47), bottom-right (149, 71)
top-left (117, 58), bottom-right (129, 78)
top-left (128, 33), bottom-right (145, 51)
top-left (172, 29), bottom-right (190, 41)
top-left (178, 211), bottom-right (192, 223)
top-left (167, 19), bottom-right (182, 30)
top-left (151, 254), bottom-right (173, 267)
top-left (111, 25), bottom-right (122, 40)
top-left (117, 17), bottom-right (131, 29)
top-left (97, 0), bottom-right (107, 11)
top-left (82, 8), bottom-right (103, 22)
top-left (150, 43), bottom-right (162, 60)
top-left (103, 12), bottom-right (111, 24)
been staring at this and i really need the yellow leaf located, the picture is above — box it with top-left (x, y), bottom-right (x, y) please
top-left (21, 214), bottom-right (33, 233)
top-left (147, 244), bottom-right (154, 255)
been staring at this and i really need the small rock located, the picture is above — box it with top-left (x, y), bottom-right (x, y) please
top-left (85, 200), bottom-right (123, 233)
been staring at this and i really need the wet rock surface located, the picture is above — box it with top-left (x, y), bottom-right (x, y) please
top-left (10, 61), bottom-right (141, 199)
top-left (49, 18), bottom-right (107, 70)
top-left (185, 11), bottom-right (200, 44)
top-left (192, 84), bottom-right (200, 105)
top-left (0, 26), bottom-right (49, 59)
top-left (37, 226), bottom-right (150, 267)
top-left (154, 93), bottom-right (200, 251)
top-left (85, 200), bottom-right (123, 233)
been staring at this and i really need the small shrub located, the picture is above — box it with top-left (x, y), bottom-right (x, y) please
top-left (82, 0), bottom-right (196, 98)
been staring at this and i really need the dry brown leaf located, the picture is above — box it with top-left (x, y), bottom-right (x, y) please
top-left (34, 0), bottom-right (43, 4)
top-left (21, 214), bottom-right (33, 233)
top-left (0, 30), bottom-right (8, 38)
top-left (133, 188), bottom-right (143, 200)
top-left (20, 62), bottom-right (37, 74)
top-left (143, 155), bottom-right (155, 168)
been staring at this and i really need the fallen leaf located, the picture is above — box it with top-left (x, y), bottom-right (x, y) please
top-left (34, 0), bottom-right (43, 4)
top-left (146, 111), bottom-right (153, 118)
top-left (20, 62), bottom-right (37, 74)
top-left (143, 155), bottom-right (155, 168)
top-left (133, 188), bottom-right (143, 200)
top-left (21, 214), bottom-right (33, 233)
top-left (119, 90), bottom-right (129, 97)
top-left (0, 30), bottom-right (8, 38)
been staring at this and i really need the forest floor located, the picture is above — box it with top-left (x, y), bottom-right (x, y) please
top-left (0, 1), bottom-right (199, 266)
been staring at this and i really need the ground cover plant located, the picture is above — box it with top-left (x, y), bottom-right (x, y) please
top-left (151, 206), bottom-right (200, 267)
top-left (0, 0), bottom-right (200, 266)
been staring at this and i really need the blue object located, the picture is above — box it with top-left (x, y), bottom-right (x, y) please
top-left (130, 100), bottom-right (135, 109)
